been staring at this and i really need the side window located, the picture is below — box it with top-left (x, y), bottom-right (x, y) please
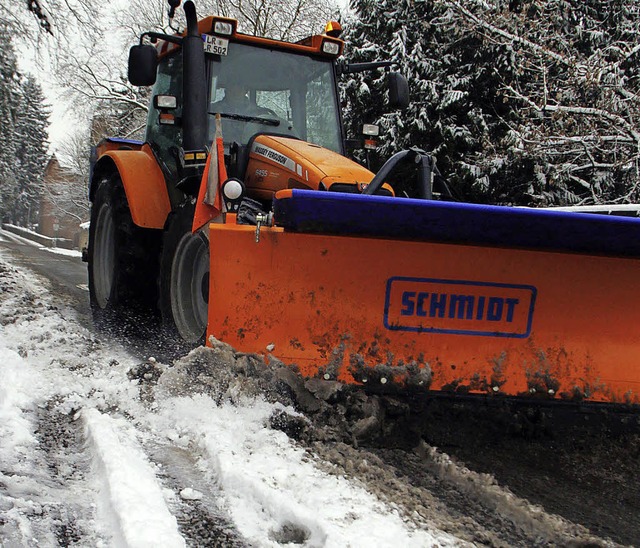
top-left (146, 52), bottom-right (183, 176)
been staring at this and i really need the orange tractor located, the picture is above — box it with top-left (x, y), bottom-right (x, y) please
top-left (88, 0), bottom-right (640, 406)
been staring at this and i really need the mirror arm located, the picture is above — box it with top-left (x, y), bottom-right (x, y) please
top-left (338, 60), bottom-right (395, 75)
top-left (140, 31), bottom-right (183, 46)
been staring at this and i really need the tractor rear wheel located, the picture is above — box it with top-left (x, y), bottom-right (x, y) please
top-left (88, 174), bottom-right (161, 332)
top-left (160, 202), bottom-right (210, 347)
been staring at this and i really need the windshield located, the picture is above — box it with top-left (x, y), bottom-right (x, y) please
top-left (206, 42), bottom-right (342, 153)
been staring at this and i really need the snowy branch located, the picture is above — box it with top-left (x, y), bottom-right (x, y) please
top-left (503, 84), bottom-right (640, 143)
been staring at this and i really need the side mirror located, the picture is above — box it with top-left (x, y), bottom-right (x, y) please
top-left (388, 72), bottom-right (409, 109)
top-left (128, 45), bottom-right (158, 86)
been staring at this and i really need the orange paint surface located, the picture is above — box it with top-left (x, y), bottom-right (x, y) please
top-left (244, 136), bottom-right (378, 200)
top-left (207, 221), bottom-right (640, 404)
top-left (197, 17), bottom-right (344, 57)
top-left (101, 144), bottom-right (171, 229)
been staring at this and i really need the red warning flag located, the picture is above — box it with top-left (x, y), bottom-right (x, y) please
top-left (192, 115), bottom-right (227, 232)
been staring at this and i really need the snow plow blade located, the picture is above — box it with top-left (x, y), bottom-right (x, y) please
top-left (207, 190), bottom-right (640, 405)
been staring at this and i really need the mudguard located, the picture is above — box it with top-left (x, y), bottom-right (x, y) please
top-left (207, 190), bottom-right (640, 405)
top-left (93, 143), bottom-right (171, 229)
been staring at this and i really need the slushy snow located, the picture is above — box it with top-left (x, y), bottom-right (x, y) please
top-left (0, 248), bottom-right (459, 546)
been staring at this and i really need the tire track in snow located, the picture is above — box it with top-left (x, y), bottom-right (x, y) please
top-left (144, 442), bottom-right (249, 547)
top-left (0, 258), bottom-right (111, 546)
top-left (0, 255), bottom-right (185, 547)
top-left (32, 400), bottom-right (99, 546)
top-left (83, 408), bottom-right (186, 548)
top-left (0, 255), bottom-right (260, 546)
top-left (151, 395), bottom-right (461, 547)
top-left (0, 351), bottom-right (105, 546)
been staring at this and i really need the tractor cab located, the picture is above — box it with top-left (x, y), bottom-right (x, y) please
top-left (129, 11), bottom-right (411, 205)
top-left (136, 15), bottom-right (352, 201)
top-left (207, 41), bottom-right (340, 154)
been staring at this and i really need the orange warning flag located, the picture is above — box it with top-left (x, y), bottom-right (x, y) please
top-left (192, 115), bottom-right (227, 232)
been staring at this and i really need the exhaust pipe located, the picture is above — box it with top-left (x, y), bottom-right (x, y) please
top-left (182, 1), bottom-right (207, 151)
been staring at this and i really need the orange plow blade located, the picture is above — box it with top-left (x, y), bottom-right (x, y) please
top-left (207, 190), bottom-right (640, 405)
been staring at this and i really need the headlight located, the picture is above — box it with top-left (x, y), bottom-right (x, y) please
top-left (221, 178), bottom-right (245, 213)
top-left (321, 40), bottom-right (341, 56)
top-left (222, 178), bottom-right (244, 200)
top-left (154, 95), bottom-right (177, 109)
top-left (214, 21), bottom-right (234, 36)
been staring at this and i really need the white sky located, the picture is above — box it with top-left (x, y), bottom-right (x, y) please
top-left (16, 32), bottom-right (82, 153)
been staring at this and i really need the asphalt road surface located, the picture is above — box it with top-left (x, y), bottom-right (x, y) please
top-left (0, 230), bottom-right (89, 316)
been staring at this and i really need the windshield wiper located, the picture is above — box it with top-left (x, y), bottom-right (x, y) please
top-left (209, 112), bottom-right (280, 126)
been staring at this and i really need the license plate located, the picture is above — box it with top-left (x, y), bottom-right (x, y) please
top-left (203, 35), bottom-right (229, 56)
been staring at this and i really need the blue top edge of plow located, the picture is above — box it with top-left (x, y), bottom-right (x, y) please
top-left (272, 189), bottom-right (640, 259)
top-left (103, 137), bottom-right (144, 146)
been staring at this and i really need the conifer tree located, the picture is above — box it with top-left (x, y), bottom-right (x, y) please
top-left (0, 26), bottom-right (49, 226)
top-left (0, 25), bottom-right (21, 223)
top-left (342, 0), bottom-right (640, 205)
top-left (15, 76), bottom-right (49, 227)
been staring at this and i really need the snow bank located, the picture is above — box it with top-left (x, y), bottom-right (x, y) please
top-left (0, 341), bottom-right (38, 473)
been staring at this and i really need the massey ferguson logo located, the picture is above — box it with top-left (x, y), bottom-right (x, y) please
top-left (384, 277), bottom-right (536, 338)
top-left (252, 142), bottom-right (296, 172)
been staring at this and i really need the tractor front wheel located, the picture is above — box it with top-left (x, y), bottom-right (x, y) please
top-left (160, 203), bottom-right (210, 348)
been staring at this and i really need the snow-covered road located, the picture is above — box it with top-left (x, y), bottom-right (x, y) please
top-left (0, 249), bottom-right (459, 546)
top-left (0, 244), bottom-right (628, 547)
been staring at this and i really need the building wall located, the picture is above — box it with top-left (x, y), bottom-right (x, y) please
top-left (38, 156), bottom-right (83, 244)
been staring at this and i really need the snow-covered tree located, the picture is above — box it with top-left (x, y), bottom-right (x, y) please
top-left (0, 25), bottom-right (22, 224)
top-left (14, 76), bottom-right (50, 226)
top-left (0, 25), bottom-right (49, 226)
top-left (342, 0), bottom-right (640, 205)
top-left (47, 130), bottom-right (91, 224)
